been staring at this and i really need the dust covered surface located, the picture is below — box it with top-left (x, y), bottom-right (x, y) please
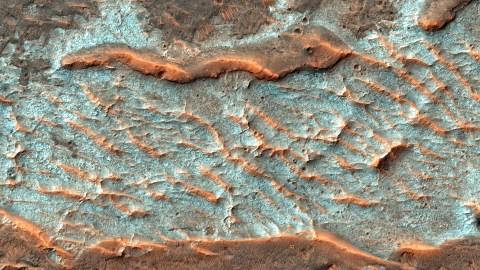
top-left (0, 223), bottom-right (62, 270)
top-left (137, 0), bottom-right (276, 42)
top-left (0, 0), bottom-right (480, 269)
top-left (0, 0), bottom-right (99, 85)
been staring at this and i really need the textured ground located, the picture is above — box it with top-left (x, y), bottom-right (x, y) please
top-left (0, 0), bottom-right (479, 269)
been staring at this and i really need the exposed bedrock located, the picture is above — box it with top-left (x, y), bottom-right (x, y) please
top-left (418, 0), bottom-right (475, 31)
top-left (61, 27), bottom-right (351, 83)
top-left (0, 0), bottom-right (479, 269)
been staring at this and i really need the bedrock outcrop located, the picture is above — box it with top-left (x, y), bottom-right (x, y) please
top-left (0, 0), bottom-right (479, 269)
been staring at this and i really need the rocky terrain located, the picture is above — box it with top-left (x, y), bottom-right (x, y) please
top-left (0, 0), bottom-right (479, 269)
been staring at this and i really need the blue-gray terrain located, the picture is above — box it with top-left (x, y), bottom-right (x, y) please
top-left (0, 0), bottom-right (479, 269)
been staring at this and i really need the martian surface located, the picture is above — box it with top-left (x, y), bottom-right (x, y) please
top-left (0, 0), bottom-right (479, 269)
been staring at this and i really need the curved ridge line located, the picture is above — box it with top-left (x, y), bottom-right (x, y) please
top-left (61, 27), bottom-right (351, 83)
top-left (74, 233), bottom-right (413, 269)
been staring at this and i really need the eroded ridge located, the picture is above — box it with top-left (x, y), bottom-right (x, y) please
top-left (1, 213), bottom-right (479, 270)
top-left (2, 0), bottom-right (479, 264)
top-left (61, 27), bottom-right (351, 83)
top-left (418, 0), bottom-right (473, 31)
top-left (0, 215), bottom-right (412, 270)
top-left (73, 233), bottom-right (412, 270)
